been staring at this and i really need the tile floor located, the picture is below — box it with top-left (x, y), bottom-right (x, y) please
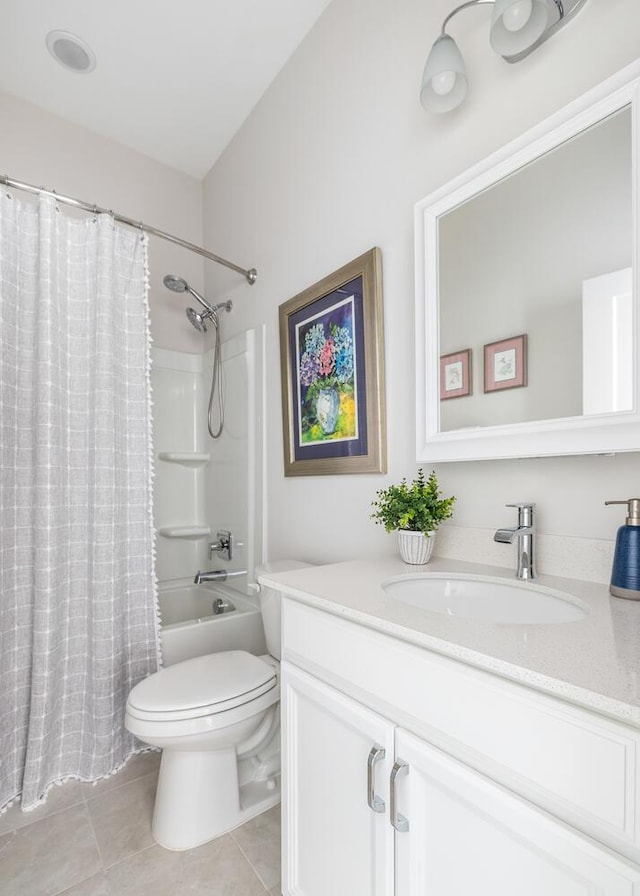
top-left (0, 752), bottom-right (281, 896)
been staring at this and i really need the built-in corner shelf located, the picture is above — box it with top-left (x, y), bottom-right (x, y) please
top-left (157, 526), bottom-right (211, 539)
top-left (157, 452), bottom-right (211, 467)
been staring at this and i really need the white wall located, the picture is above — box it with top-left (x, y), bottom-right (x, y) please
top-left (3, 3), bottom-right (640, 571)
top-left (0, 89), bottom-right (205, 353)
top-left (202, 0), bottom-right (640, 565)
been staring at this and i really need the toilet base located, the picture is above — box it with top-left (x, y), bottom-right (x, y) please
top-left (152, 746), bottom-right (280, 850)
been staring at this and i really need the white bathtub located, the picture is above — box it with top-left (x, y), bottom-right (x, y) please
top-left (158, 581), bottom-right (267, 666)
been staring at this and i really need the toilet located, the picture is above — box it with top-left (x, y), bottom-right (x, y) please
top-left (125, 559), bottom-right (309, 851)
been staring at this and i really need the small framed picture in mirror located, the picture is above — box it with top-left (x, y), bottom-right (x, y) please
top-left (484, 334), bottom-right (527, 393)
top-left (440, 349), bottom-right (471, 400)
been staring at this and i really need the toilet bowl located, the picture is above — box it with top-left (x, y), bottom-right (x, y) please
top-left (125, 559), bottom-right (309, 850)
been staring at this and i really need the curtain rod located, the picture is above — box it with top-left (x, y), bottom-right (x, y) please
top-left (0, 174), bottom-right (258, 285)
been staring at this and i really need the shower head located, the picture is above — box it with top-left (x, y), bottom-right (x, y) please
top-left (186, 307), bottom-right (211, 333)
top-left (185, 300), bottom-right (233, 334)
top-left (163, 273), bottom-right (215, 313)
top-left (164, 274), bottom-right (232, 334)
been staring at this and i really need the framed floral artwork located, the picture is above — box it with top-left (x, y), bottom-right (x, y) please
top-left (440, 349), bottom-right (471, 400)
top-left (279, 248), bottom-right (386, 476)
top-left (484, 334), bottom-right (527, 393)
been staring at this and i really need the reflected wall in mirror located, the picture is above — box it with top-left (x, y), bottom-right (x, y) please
top-left (439, 107), bottom-right (632, 433)
top-left (415, 61), bottom-right (640, 462)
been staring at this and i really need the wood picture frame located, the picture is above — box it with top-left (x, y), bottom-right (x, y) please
top-left (440, 349), bottom-right (472, 400)
top-left (484, 334), bottom-right (527, 393)
top-left (279, 248), bottom-right (386, 476)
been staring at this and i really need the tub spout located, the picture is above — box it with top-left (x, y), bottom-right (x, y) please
top-left (193, 568), bottom-right (248, 585)
top-left (194, 569), bottom-right (227, 584)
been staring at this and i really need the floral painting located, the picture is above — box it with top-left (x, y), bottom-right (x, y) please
top-left (278, 248), bottom-right (386, 476)
top-left (296, 296), bottom-right (358, 444)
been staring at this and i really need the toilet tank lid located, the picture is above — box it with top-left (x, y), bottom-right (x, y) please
top-left (255, 559), bottom-right (313, 577)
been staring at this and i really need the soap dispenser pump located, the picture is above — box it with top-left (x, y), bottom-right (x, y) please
top-left (605, 499), bottom-right (640, 600)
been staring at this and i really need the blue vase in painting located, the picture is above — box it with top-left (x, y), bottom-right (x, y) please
top-left (316, 387), bottom-right (340, 435)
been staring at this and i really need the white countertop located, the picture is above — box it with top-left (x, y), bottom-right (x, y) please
top-left (259, 557), bottom-right (640, 727)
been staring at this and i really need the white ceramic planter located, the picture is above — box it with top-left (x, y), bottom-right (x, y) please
top-left (397, 529), bottom-right (435, 565)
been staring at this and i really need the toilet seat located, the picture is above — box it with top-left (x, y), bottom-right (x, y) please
top-left (126, 650), bottom-right (276, 723)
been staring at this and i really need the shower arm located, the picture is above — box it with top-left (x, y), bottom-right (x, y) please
top-left (186, 286), bottom-right (232, 318)
top-left (187, 285), bottom-right (216, 313)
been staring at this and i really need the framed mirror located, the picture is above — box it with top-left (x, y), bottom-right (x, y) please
top-left (415, 62), bottom-right (640, 462)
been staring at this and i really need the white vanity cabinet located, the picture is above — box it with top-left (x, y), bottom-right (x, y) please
top-left (394, 729), bottom-right (639, 894)
top-left (280, 597), bottom-right (640, 895)
top-left (282, 664), bottom-right (394, 895)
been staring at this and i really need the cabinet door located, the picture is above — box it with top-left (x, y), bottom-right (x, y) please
top-left (394, 729), bottom-right (640, 896)
top-left (282, 662), bottom-right (395, 896)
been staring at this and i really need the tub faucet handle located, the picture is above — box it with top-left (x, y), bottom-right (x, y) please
top-left (209, 530), bottom-right (233, 561)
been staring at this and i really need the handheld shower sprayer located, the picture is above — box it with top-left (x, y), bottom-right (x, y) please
top-left (162, 274), bottom-right (231, 333)
top-left (162, 274), bottom-right (232, 438)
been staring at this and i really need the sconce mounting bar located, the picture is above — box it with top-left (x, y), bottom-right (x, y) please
top-left (439, 0), bottom-right (588, 64)
top-left (503, 0), bottom-right (587, 63)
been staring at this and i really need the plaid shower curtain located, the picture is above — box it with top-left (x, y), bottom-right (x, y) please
top-left (0, 193), bottom-right (159, 812)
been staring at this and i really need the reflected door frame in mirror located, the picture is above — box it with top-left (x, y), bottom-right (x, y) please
top-left (415, 60), bottom-right (640, 463)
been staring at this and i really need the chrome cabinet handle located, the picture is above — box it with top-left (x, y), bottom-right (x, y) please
top-left (367, 745), bottom-right (386, 813)
top-left (390, 759), bottom-right (409, 832)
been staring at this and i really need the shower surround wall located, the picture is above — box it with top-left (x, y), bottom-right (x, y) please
top-left (153, 348), bottom-right (206, 582)
top-left (152, 330), bottom-right (265, 590)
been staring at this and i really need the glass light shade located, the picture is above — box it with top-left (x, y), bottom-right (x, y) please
top-left (490, 0), bottom-right (549, 56)
top-left (502, 0), bottom-right (533, 31)
top-left (420, 35), bottom-right (468, 114)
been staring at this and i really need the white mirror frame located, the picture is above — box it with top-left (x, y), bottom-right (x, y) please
top-left (415, 61), bottom-right (640, 463)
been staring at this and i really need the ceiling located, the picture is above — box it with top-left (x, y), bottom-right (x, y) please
top-left (0, 0), bottom-right (332, 179)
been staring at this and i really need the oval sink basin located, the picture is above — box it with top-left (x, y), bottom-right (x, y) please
top-left (382, 573), bottom-right (588, 624)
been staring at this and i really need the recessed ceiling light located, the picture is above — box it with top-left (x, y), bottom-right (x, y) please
top-left (46, 30), bottom-right (96, 74)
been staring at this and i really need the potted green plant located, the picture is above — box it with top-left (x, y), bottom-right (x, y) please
top-left (371, 468), bottom-right (455, 564)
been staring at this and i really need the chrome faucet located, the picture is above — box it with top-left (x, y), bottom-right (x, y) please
top-left (193, 568), bottom-right (247, 585)
top-left (494, 502), bottom-right (536, 580)
top-left (194, 569), bottom-right (228, 585)
top-left (209, 530), bottom-right (233, 562)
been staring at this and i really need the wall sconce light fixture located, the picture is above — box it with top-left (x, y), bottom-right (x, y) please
top-left (420, 0), bottom-right (588, 113)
